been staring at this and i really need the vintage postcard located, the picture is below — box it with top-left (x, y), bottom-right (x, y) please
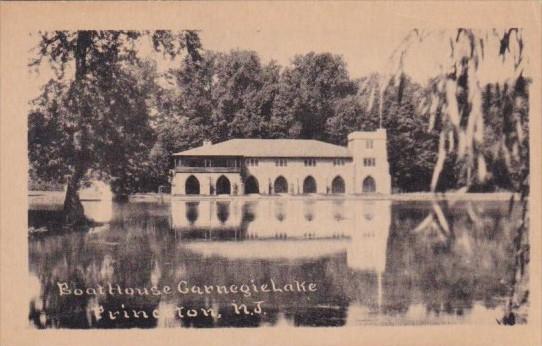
top-left (1, 1), bottom-right (541, 345)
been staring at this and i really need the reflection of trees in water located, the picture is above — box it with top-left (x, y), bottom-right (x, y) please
top-left (384, 201), bottom-right (518, 318)
top-left (29, 204), bottom-right (171, 328)
top-left (29, 233), bottom-right (93, 328)
top-left (385, 29), bottom-right (530, 325)
top-left (160, 248), bottom-right (350, 327)
top-left (29, 203), bottom-right (352, 328)
top-left (29, 199), bottom-right (521, 328)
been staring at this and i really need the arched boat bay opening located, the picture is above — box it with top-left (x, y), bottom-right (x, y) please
top-left (362, 176), bottom-right (376, 193)
top-left (216, 175), bottom-right (231, 195)
top-left (302, 176), bottom-right (317, 194)
top-left (185, 175), bottom-right (200, 195)
top-left (244, 176), bottom-right (259, 194)
top-left (331, 176), bottom-right (345, 194)
top-left (274, 176), bottom-right (288, 194)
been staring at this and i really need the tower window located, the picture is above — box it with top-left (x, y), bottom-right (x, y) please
top-left (363, 158), bottom-right (376, 166)
top-left (366, 139), bottom-right (374, 149)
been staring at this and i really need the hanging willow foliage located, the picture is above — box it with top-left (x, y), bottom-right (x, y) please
top-left (376, 28), bottom-right (529, 324)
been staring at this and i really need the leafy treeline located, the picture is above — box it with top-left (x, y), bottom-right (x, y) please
top-left (148, 50), bottom-right (441, 192)
top-left (29, 31), bottom-right (529, 203)
top-left (147, 49), bottom-right (528, 193)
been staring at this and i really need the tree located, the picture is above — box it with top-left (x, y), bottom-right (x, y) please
top-left (379, 28), bottom-right (529, 324)
top-left (325, 95), bottom-right (370, 145)
top-left (28, 30), bottom-right (201, 226)
top-left (170, 50), bottom-right (216, 146)
top-left (152, 49), bottom-right (282, 172)
top-left (174, 49), bottom-right (281, 142)
top-left (270, 52), bottom-right (357, 139)
top-left (325, 75), bottom-right (439, 192)
top-left (212, 50), bottom-right (270, 139)
top-left (478, 81), bottom-right (530, 192)
top-left (386, 100), bottom-right (439, 192)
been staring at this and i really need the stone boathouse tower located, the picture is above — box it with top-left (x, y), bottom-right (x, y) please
top-left (171, 129), bottom-right (391, 196)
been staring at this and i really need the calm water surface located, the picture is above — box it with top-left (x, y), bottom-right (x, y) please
top-left (28, 197), bottom-right (522, 328)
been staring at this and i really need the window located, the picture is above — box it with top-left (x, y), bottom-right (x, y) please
top-left (275, 159), bottom-right (287, 167)
top-left (246, 158), bottom-right (259, 167)
top-left (333, 159), bottom-right (346, 166)
top-left (363, 158), bottom-right (376, 167)
top-left (366, 139), bottom-right (374, 149)
top-left (304, 159), bottom-right (316, 167)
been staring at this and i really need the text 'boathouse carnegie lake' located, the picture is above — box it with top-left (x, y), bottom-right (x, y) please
top-left (29, 195), bottom-right (524, 328)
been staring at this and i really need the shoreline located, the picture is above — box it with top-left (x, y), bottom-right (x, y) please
top-left (28, 190), bottom-right (522, 204)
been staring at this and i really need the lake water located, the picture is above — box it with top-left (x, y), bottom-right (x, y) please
top-left (28, 196), bottom-right (524, 328)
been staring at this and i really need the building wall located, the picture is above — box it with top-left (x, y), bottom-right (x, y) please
top-left (171, 159), bottom-right (352, 195)
top-left (243, 158), bottom-right (353, 194)
top-left (348, 129), bottom-right (392, 194)
top-left (171, 130), bottom-right (392, 195)
top-left (171, 172), bottom-right (243, 195)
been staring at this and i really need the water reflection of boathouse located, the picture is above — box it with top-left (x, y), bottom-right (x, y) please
top-left (172, 200), bottom-right (243, 230)
top-left (171, 199), bottom-right (391, 265)
top-left (166, 199), bottom-right (392, 327)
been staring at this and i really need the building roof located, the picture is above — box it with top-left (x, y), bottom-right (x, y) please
top-left (173, 139), bottom-right (352, 158)
top-left (348, 129), bottom-right (387, 140)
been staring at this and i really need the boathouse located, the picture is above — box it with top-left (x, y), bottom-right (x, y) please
top-left (171, 129), bottom-right (391, 195)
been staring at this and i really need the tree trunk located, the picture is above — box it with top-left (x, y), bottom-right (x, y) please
top-left (62, 31), bottom-right (92, 228)
top-left (63, 164), bottom-right (87, 227)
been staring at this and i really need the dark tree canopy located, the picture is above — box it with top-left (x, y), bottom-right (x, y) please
top-left (271, 52), bottom-right (357, 139)
top-left (29, 30), bottom-right (201, 224)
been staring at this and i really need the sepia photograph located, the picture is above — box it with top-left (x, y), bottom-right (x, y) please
top-left (1, 2), bottom-right (541, 345)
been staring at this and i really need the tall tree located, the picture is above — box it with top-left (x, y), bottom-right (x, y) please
top-left (152, 49), bottom-right (281, 165)
top-left (211, 50), bottom-right (281, 139)
top-left (325, 95), bottom-right (371, 145)
top-left (28, 30), bottom-right (201, 226)
top-left (270, 52), bottom-right (357, 139)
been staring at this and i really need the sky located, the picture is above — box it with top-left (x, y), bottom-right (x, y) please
top-left (196, 20), bottom-right (406, 79)
top-left (26, 5), bottom-right (414, 101)
top-left (25, 2), bottom-right (532, 103)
